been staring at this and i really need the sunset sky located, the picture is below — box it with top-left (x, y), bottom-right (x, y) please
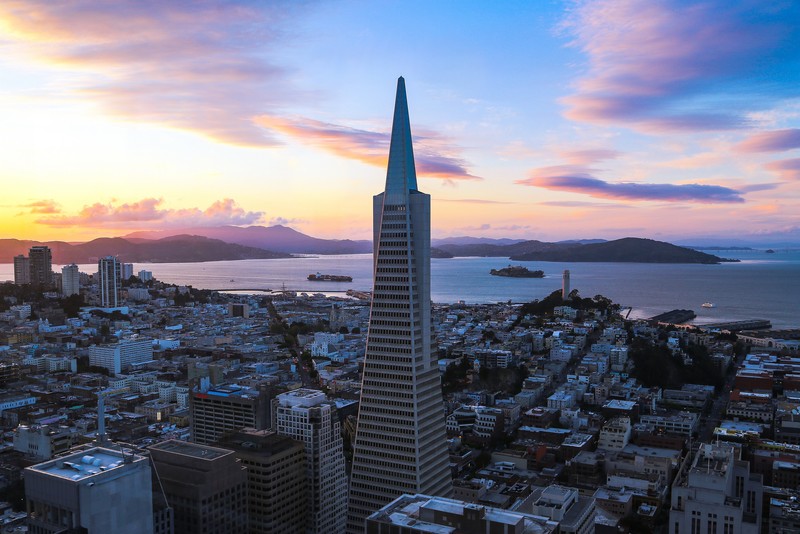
top-left (2, 0), bottom-right (800, 245)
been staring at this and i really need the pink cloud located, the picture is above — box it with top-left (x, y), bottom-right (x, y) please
top-left (36, 197), bottom-right (264, 227)
top-left (560, 1), bottom-right (800, 133)
top-left (256, 115), bottom-right (480, 181)
top-left (0, 1), bottom-right (311, 147)
top-left (764, 158), bottom-right (800, 181)
top-left (735, 129), bottom-right (800, 153)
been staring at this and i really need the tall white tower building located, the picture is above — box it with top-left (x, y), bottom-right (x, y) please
top-left (275, 389), bottom-right (347, 534)
top-left (62, 264), bottom-right (80, 297)
top-left (98, 256), bottom-right (120, 307)
top-left (347, 77), bottom-right (452, 532)
top-left (562, 269), bottom-right (570, 300)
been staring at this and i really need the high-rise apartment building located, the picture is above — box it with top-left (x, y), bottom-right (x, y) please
top-left (216, 428), bottom-right (308, 534)
top-left (28, 246), bottom-right (52, 288)
top-left (25, 446), bottom-right (154, 534)
top-left (61, 264), bottom-right (80, 297)
top-left (98, 256), bottom-right (120, 307)
top-left (121, 263), bottom-right (134, 280)
top-left (149, 440), bottom-right (248, 534)
top-left (190, 384), bottom-right (271, 444)
top-left (276, 389), bottom-right (347, 534)
top-left (347, 78), bottom-right (452, 532)
top-left (13, 255), bottom-right (30, 285)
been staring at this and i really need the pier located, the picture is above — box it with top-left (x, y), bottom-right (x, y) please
top-left (697, 319), bottom-right (772, 332)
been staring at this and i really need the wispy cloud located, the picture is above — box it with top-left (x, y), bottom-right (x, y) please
top-left (519, 170), bottom-right (745, 203)
top-left (36, 198), bottom-right (264, 227)
top-left (269, 216), bottom-right (306, 226)
top-left (256, 116), bottom-right (480, 181)
top-left (540, 200), bottom-right (632, 209)
top-left (560, 0), bottom-right (800, 133)
top-left (735, 129), bottom-right (800, 153)
top-left (438, 198), bottom-right (515, 204)
top-left (21, 200), bottom-right (61, 214)
top-left (765, 158), bottom-right (800, 181)
top-left (558, 148), bottom-right (620, 165)
top-left (0, 1), bottom-right (311, 147)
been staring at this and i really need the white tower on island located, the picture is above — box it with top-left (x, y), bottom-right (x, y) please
top-left (346, 77), bottom-right (452, 532)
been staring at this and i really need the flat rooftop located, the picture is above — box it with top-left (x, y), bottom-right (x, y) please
top-left (29, 447), bottom-right (141, 482)
top-left (149, 440), bottom-right (230, 460)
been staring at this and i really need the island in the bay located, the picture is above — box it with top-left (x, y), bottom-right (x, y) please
top-left (307, 273), bottom-right (353, 282)
top-left (489, 265), bottom-right (544, 278)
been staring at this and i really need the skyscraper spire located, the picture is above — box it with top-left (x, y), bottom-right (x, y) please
top-left (347, 78), bottom-right (452, 533)
top-left (384, 76), bottom-right (418, 196)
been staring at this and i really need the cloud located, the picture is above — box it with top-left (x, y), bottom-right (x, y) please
top-left (269, 216), bottom-right (306, 226)
top-left (735, 129), bottom-right (800, 153)
top-left (256, 116), bottom-right (479, 181)
top-left (518, 170), bottom-right (745, 203)
top-left (540, 200), bottom-right (632, 209)
top-left (558, 148), bottom-right (620, 165)
top-left (0, 1), bottom-right (312, 147)
top-left (21, 200), bottom-right (61, 214)
top-left (765, 158), bottom-right (800, 180)
top-left (438, 198), bottom-right (515, 205)
top-left (560, 1), bottom-right (800, 133)
top-left (36, 197), bottom-right (264, 227)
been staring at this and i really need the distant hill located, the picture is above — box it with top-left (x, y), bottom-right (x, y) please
top-left (510, 237), bottom-right (734, 264)
top-left (437, 240), bottom-right (573, 257)
top-left (432, 236), bottom-right (527, 247)
top-left (125, 225), bottom-right (371, 254)
top-left (0, 236), bottom-right (289, 264)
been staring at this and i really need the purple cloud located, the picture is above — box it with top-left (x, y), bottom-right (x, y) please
top-left (560, 1), bottom-right (800, 132)
top-left (735, 129), bottom-right (800, 153)
top-left (518, 172), bottom-right (744, 203)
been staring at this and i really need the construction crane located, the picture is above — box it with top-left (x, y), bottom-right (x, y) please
top-left (96, 387), bottom-right (130, 445)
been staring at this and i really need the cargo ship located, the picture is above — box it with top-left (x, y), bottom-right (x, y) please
top-left (308, 273), bottom-right (353, 282)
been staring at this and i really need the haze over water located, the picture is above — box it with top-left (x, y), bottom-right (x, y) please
top-left (5, 249), bottom-right (795, 330)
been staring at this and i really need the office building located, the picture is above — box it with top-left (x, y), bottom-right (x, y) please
top-left (25, 446), bottom-right (154, 533)
top-left (98, 256), bottom-right (120, 307)
top-left (61, 264), bottom-right (80, 297)
top-left (28, 246), bottom-right (52, 288)
top-left (88, 337), bottom-right (154, 376)
top-left (149, 440), bottom-right (248, 534)
top-left (217, 428), bottom-right (307, 534)
top-left (139, 269), bottom-right (153, 282)
top-left (13, 255), bottom-right (30, 285)
top-left (347, 78), bottom-right (452, 531)
top-left (121, 263), bottom-right (134, 280)
top-left (276, 389), bottom-right (347, 534)
top-left (190, 383), bottom-right (271, 444)
top-left (670, 442), bottom-right (763, 534)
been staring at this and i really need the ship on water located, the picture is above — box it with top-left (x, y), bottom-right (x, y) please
top-left (308, 272), bottom-right (353, 282)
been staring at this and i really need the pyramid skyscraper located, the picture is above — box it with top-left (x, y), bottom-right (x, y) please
top-left (346, 77), bottom-right (452, 532)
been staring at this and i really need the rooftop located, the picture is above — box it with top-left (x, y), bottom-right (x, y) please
top-left (28, 447), bottom-right (142, 482)
top-left (149, 440), bottom-right (230, 461)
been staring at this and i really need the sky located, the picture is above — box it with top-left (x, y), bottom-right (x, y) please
top-left (1, 0), bottom-right (800, 245)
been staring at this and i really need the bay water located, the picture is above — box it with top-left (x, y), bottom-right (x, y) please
top-left (2, 249), bottom-right (798, 329)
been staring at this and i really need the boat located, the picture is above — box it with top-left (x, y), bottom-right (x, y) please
top-left (308, 273), bottom-right (353, 282)
top-left (489, 265), bottom-right (544, 278)
top-left (701, 302), bottom-right (715, 308)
